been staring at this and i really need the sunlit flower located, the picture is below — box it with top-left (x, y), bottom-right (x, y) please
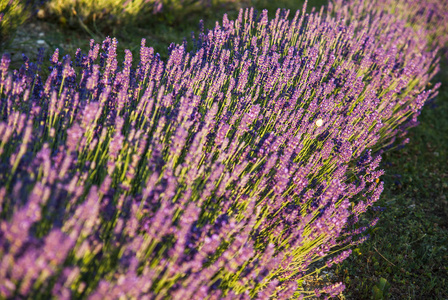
top-left (0, 0), bottom-right (443, 298)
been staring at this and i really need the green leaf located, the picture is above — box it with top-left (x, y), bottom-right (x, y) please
top-left (372, 278), bottom-right (391, 300)
top-left (372, 285), bottom-right (383, 300)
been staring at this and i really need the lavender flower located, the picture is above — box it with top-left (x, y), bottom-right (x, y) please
top-left (0, 0), bottom-right (445, 298)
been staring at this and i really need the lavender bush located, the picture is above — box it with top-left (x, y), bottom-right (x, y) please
top-left (329, 0), bottom-right (448, 56)
top-left (0, 0), bottom-right (444, 298)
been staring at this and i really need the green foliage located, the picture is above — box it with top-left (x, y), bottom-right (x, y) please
top-left (39, 0), bottom-right (250, 37)
top-left (372, 278), bottom-right (391, 300)
top-left (335, 60), bottom-right (448, 299)
top-left (0, 0), bottom-right (33, 50)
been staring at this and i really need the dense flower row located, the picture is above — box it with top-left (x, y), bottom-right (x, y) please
top-left (329, 0), bottom-right (448, 57)
top-left (0, 0), bottom-right (443, 298)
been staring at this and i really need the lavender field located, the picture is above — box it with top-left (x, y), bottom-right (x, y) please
top-left (0, 0), bottom-right (447, 299)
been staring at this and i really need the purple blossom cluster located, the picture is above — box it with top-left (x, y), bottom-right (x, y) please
top-left (330, 0), bottom-right (448, 57)
top-left (0, 0), bottom-right (445, 298)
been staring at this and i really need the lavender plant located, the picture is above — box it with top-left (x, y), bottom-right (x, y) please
top-left (329, 0), bottom-right (448, 56)
top-left (0, 0), bottom-right (443, 298)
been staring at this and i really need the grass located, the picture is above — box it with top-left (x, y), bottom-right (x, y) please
top-left (334, 60), bottom-right (448, 299)
top-left (1, 0), bottom-right (447, 299)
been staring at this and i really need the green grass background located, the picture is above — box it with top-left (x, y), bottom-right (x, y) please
top-left (333, 60), bottom-right (448, 299)
top-left (1, 0), bottom-right (447, 298)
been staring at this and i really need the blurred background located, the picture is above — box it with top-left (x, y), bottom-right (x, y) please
top-left (0, 0), bottom-right (327, 70)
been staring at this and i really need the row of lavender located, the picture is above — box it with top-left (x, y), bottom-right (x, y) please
top-left (0, 0), bottom-right (445, 298)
